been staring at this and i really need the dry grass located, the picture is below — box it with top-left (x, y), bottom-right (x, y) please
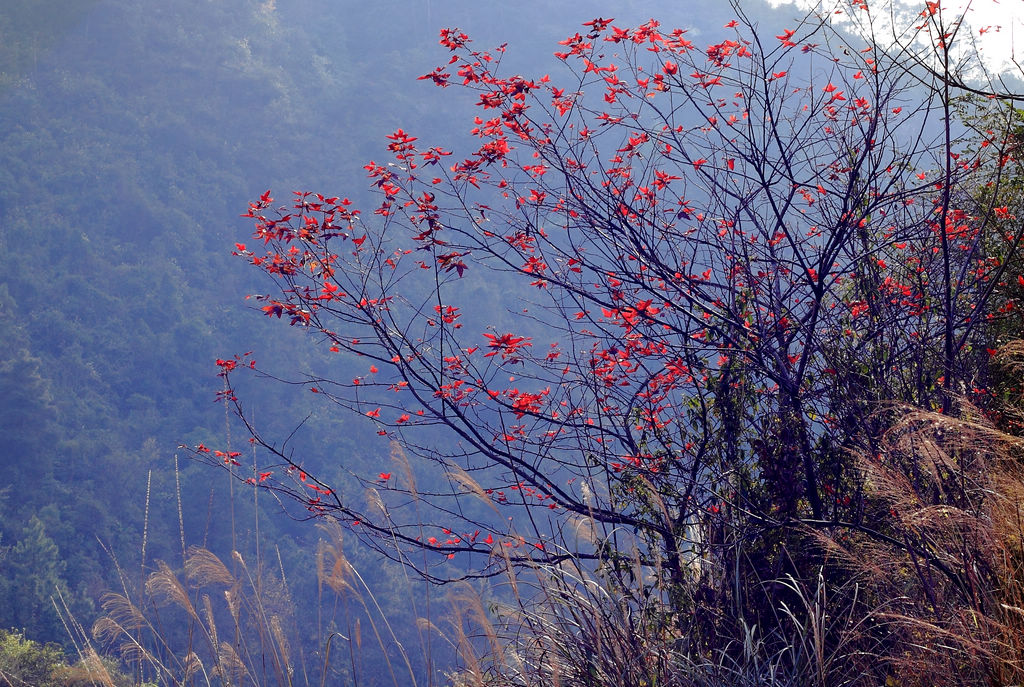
top-left (841, 400), bottom-right (1024, 686)
top-left (79, 398), bottom-right (1024, 687)
top-left (78, 343), bottom-right (1024, 687)
top-left (84, 527), bottom-right (428, 687)
top-left (435, 390), bottom-right (1024, 686)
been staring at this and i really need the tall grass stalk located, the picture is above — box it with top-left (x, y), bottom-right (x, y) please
top-left (434, 384), bottom-right (1024, 686)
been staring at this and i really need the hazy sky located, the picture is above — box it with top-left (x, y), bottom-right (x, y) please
top-left (766, 0), bottom-right (1024, 84)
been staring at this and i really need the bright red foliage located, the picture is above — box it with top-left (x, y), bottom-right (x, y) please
top-left (191, 12), bottom-right (1024, 582)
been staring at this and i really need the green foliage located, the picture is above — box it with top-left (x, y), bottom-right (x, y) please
top-left (0, 517), bottom-right (71, 644)
top-left (0, 351), bottom-right (58, 506)
top-left (0, 629), bottom-right (141, 687)
top-left (0, 629), bottom-right (65, 687)
top-left (0, 0), bottom-right (100, 89)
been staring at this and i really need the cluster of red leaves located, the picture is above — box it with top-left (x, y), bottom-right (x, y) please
top-left (202, 14), bottom-right (1024, 572)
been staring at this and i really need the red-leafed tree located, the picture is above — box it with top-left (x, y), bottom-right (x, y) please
top-left (194, 3), bottom-right (1024, 602)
